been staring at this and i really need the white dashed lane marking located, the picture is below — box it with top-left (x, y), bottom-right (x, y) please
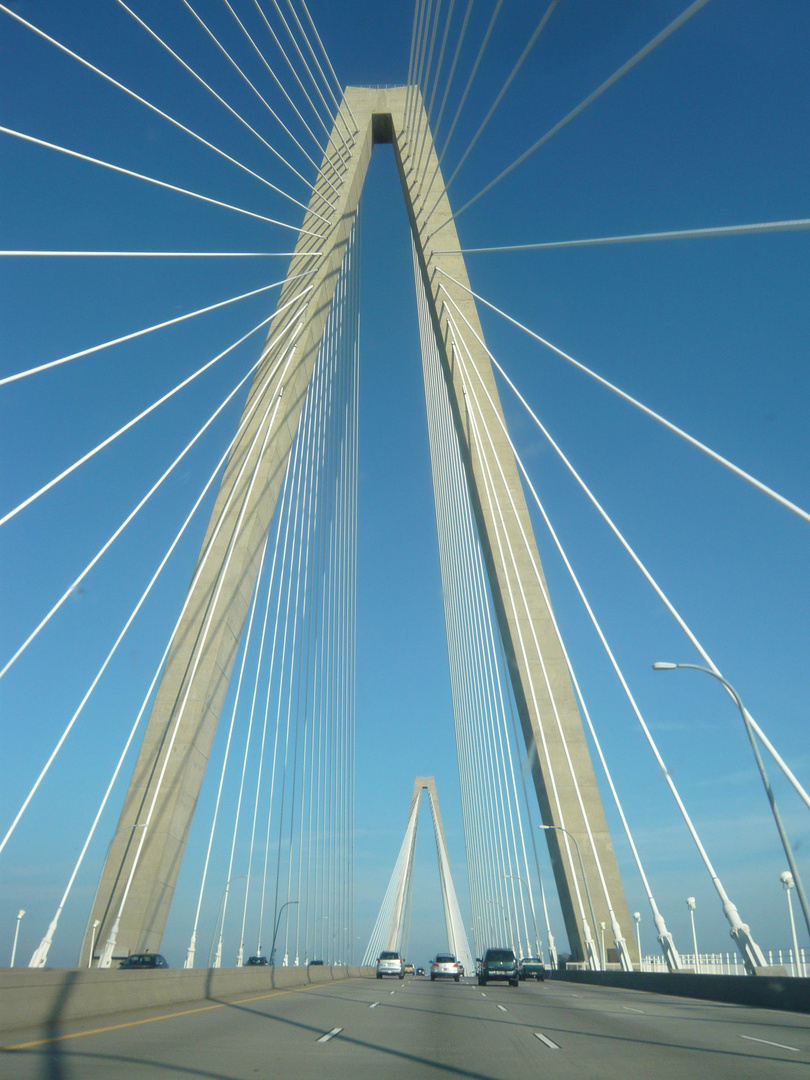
top-left (534, 1032), bottom-right (560, 1050)
top-left (496, 1005), bottom-right (507, 1012)
top-left (317, 1027), bottom-right (343, 1044)
top-left (740, 1035), bottom-right (800, 1052)
top-left (369, 1002), bottom-right (379, 1009)
top-left (621, 1006), bottom-right (645, 1014)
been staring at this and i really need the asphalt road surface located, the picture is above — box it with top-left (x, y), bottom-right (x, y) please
top-left (3, 975), bottom-right (809, 1079)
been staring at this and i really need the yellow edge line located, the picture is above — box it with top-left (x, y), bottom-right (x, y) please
top-left (2, 979), bottom-right (351, 1051)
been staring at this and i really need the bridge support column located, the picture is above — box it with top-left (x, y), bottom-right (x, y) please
top-left (84, 87), bottom-right (637, 968)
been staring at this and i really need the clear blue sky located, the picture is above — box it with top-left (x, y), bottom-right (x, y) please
top-left (1, 0), bottom-right (809, 969)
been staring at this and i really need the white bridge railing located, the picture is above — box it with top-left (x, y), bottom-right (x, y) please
top-left (638, 949), bottom-right (807, 977)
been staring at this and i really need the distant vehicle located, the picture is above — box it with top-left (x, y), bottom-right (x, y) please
top-left (403, 962), bottom-right (415, 975)
top-left (430, 953), bottom-right (462, 982)
top-left (308, 959), bottom-right (324, 966)
top-left (416, 967), bottom-right (426, 976)
top-left (478, 948), bottom-right (519, 987)
top-left (119, 953), bottom-right (168, 969)
top-left (519, 957), bottom-right (545, 981)
top-left (245, 955), bottom-right (269, 966)
top-left (376, 951), bottom-right (404, 979)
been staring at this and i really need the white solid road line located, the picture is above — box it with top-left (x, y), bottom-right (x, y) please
top-left (317, 1027), bottom-right (343, 1044)
top-left (740, 1035), bottom-right (800, 1052)
top-left (369, 1002), bottom-right (379, 1009)
top-left (621, 1006), bottom-right (645, 1014)
top-left (496, 1004), bottom-right (507, 1012)
top-left (534, 1032), bottom-right (561, 1050)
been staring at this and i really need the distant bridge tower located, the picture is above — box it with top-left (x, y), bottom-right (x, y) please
top-left (83, 86), bottom-right (637, 968)
top-left (362, 777), bottom-right (474, 973)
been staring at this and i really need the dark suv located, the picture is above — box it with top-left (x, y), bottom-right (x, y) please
top-left (478, 948), bottom-right (519, 987)
top-left (119, 953), bottom-right (169, 969)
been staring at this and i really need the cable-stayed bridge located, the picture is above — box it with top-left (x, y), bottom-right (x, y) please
top-left (1, 0), bottom-right (809, 1032)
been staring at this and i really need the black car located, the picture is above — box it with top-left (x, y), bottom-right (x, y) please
top-left (245, 955), bottom-right (269, 966)
top-left (308, 960), bottom-right (324, 966)
top-left (119, 953), bottom-right (169, 969)
top-left (478, 948), bottom-right (519, 987)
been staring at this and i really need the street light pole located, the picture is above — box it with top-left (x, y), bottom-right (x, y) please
top-left (686, 898), bottom-right (700, 974)
top-left (10, 910), bottom-right (25, 967)
top-left (654, 662), bottom-right (810, 949)
top-left (269, 901), bottom-right (299, 967)
top-left (88, 920), bottom-right (101, 970)
top-left (540, 824), bottom-right (601, 969)
top-left (781, 872), bottom-right (804, 977)
top-left (633, 912), bottom-right (641, 969)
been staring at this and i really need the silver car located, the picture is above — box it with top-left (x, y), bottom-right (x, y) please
top-left (376, 950), bottom-right (404, 979)
top-left (430, 952), bottom-right (462, 981)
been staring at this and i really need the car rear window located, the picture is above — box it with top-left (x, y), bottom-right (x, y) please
top-left (435, 954), bottom-right (456, 962)
top-left (486, 949), bottom-right (515, 961)
top-left (379, 952), bottom-right (400, 959)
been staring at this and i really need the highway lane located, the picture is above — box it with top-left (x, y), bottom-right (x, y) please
top-left (3, 974), bottom-right (809, 1079)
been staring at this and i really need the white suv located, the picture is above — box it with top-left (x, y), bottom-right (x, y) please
top-left (376, 951), bottom-right (404, 979)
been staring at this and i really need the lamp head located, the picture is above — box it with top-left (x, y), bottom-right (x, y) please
top-left (652, 662), bottom-right (678, 670)
top-left (686, 897), bottom-right (696, 910)
top-left (780, 871), bottom-right (795, 889)
top-left (17, 909), bottom-right (25, 920)
top-left (633, 912), bottom-right (641, 923)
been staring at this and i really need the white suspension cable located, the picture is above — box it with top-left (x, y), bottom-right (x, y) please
top-left (436, 0), bottom-right (504, 165)
top-left (113, 0), bottom-right (333, 200)
top-left (437, 292), bottom-right (775, 968)
top-left (296, 0), bottom-right (356, 128)
top-left (3, 316), bottom-right (304, 866)
top-left (184, 526), bottom-right (273, 968)
top-left (1, 315), bottom-right (282, 527)
top-left (1, 274), bottom-right (312, 387)
top-left (431, 0), bottom-right (714, 235)
top-left (438, 281), bottom-right (810, 815)
top-left (278, 0), bottom-right (350, 140)
top-left (442, 319), bottom-right (594, 952)
top-left (249, 0), bottom-right (336, 142)
top-left (439, 0), bottom-right (558, 195)
top-left (97, 334), bottom-right (303, 967)
top-left (424, 0), bottom-right (456, 132)
top-left (445, 309), bottom-right (631, 963)
top-left (0, 4), bottom-right (326, 221)
top-left (415, 246), bottom-right (539, 959)
top-left (437, 271), bottom-right (810, 528)
top-left (0, 126), bottom-right (324, 237)
top-left (0, 250), bottom-right (306, 257)
top-left (0, 287), bottom-right (312, 679)
top-left (180, 0), bottom-right (327, 175)
top-left (222, 0), bottom-right (329, 155)
top-left (427, 0), bottom-right (474, 148)
top-left (443, 217), bottom-right (810, 253)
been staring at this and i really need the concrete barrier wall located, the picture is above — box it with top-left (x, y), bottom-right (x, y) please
top-left (0, 965), bottom-right (375, 1041)
top-left (550, 968), bottom-right (810, 1014)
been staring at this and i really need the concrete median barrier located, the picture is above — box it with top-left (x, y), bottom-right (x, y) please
top-left (550, 968), bottom-right (810, 1013)
top-left (0, 964), bottom-right (375, 1044)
